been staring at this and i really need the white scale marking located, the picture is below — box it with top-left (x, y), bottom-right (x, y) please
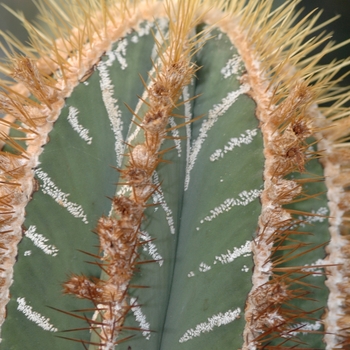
top-left (216, 33), bottom-right (223, 40)
top-left (169, 117), bottom-right (182, 157)
top-left (221, 54), bottom-right (243, 79)
top-left (24, 250), bottom-right (32, 256)
top-left (24, 225), bottom-right (59, 256)
top-left (17, 297), bottom-right (58, 332)
top-left (214, 240), bottom-right (252, 265)
top-left (130, 297), bottom-right (151, 340)
top-left (179, 307), bottom-right (241, 343)
top-left (97, 53), bottom-right (124, 167)
top-left (35, 168), bottom-right (88, 224)
top-left (185, 84), bottom-right (250, 190)
top-left (199, 262), bottom-right (211, 272)
top-left (139, 21), bottom-right (154, 35)
top-left (242, 265), bottom-right (249, 272)
top-left (286, 321), bottom-right (322, 337)
top-left (130, 22), bottom-right (152, 43)
top-left (152, 172), bottom-right (175, 234)
top-left (183, 85), bottom-right (192, 177)
top-left (141, 231), bottom-right (163, 266)
top-left (189, 240), bottom-right (252, 277)
top-left (67, 106), bottom-right (93, 144)
top-left (302, 258), bottom-right (326, 276)
top-left (113, 38), bottom-right (128, 70)
top-left (116, 185), bottom-right (132, 197)
top-left (201, 189), bottom-right (262, 223)
top-left (298, 206), bottom-right (328, 227)
top-left (133, 20), bottom-right (154, 43)
top-left (210, 129), bottom-right (258, 162)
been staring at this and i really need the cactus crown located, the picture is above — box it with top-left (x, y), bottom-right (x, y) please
top-left (0, 0), bottom-right (349, 349)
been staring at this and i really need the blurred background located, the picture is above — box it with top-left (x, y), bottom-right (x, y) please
top-left (0, 0), bottom-right (349, 86)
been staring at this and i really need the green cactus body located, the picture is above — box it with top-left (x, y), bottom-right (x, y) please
top-left (0, 1), bottom-right (349, 349)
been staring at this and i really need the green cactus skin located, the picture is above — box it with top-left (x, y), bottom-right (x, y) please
top-left (0, 1), bottom-right (349, 350)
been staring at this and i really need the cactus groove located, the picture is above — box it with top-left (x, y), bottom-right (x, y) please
top-left (0, 1), bottom-right (349, 349)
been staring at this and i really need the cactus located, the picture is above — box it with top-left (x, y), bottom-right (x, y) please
top-left (0, 0), bottom-right (349, 349)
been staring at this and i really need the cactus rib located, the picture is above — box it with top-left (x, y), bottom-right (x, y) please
top-left (62, 1), bottom-right (209, 346)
